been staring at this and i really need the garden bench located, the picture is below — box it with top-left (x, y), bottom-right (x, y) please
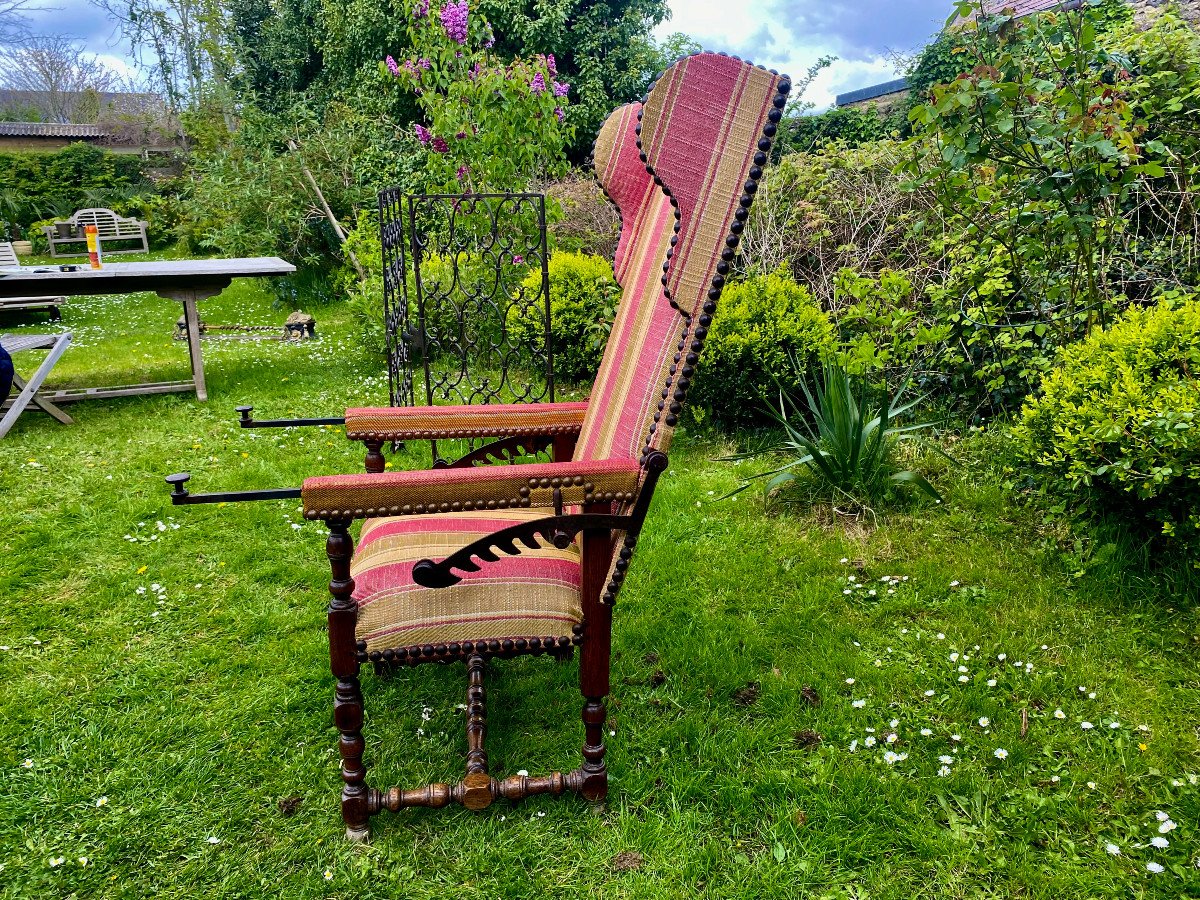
top-left (0, 242), bottom-right (64, 319)
top-left (41, 208), bottom-right (149, 258)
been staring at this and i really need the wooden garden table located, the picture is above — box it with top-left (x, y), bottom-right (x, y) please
top-left (0, 258), bottom-right (294, 403)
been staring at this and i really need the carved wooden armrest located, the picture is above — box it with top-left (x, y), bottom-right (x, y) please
top-left (300, 458), bottom-right (642, 521)
top-left (344, 402), bottom-right (590, 442)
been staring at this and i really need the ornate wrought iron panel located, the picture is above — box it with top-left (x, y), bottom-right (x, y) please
top-left (379, 187), bottom-right (414, 410)
top-left (379, 190), bottom-right (555, 463)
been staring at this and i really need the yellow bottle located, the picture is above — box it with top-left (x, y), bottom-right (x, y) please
top-left (85, 225), bottom-right (102, 269)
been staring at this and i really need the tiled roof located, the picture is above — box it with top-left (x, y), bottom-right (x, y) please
top-left (835, 78), bottom-right (911, 107)
top-left (0, 122), bottom-right (107, 138)
top-left (968, 0), bottom-right (1084, 19)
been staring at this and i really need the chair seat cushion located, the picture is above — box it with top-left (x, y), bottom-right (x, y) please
top-left (351, 510), bottom-right (583, 653)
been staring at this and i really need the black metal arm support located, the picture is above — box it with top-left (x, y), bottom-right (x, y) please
top-left (235, 405), bottom-right (346, 429)
top-left (409, 450), bottom-right (669, 589)
top-left (165, 472), bottom-right (302, 505)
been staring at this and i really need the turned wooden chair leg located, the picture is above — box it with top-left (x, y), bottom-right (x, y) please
top-left (577, 520), bottom-right (614, 801)
top-left (364, 439), bottom-right (385, 474)
top-left (326, 519), bottom-right (370, 841)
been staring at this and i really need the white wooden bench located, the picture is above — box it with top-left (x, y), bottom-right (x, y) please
top-left (42, 207), bottom-right (149, 258)
top-left (0, 242), bottom-right (64, 319)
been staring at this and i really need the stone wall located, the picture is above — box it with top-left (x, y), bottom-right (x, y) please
top-left (1133, 0), bottom-right (1200, 26)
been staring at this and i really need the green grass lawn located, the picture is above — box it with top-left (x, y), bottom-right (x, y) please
top-left (1, 271), bottom-right (1198, 898)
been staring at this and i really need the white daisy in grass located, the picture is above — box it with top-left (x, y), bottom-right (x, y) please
top-left (937, 765), bottom-right (951, 777)
top-left (978, 717), bottom-right (990, 728)
top-left (21, 759), bottom-right (33, 769)
top-left (890, 719), bottom-right (899, 728)
top-left (1105, 843), bottom-right (1121, 856)
top-left (886, 733), bottom-right (898, 744)
top-left (1110, 722), bottom-right (1121, 730)
top-left (997, 653), bottom-right (1006, 661)
top-left (849, 740), bottom-right (859, 752)
top-left (951, 734), bottom-right (961, 742)
top-left (950, 652), bottom-right (960, 663)
top-left (1147, 862), bottom-right (1164, 874)
top-left (1151, 837), bottom-right (1169, 849)
top-left (920, 728), bottom-right (933, 737)
top-left (882, 751), bottom-right (908, 765)
top-left (924, 690), bottom-right (936, 697)
top-left (1155, 811), bottom-right (1170, 821)
top-left (845, 678), bottom-right (855, 685)
top-left (864, 736), bottom-right (877, 748)
top-left (1081, 722), bottom-right (1094, 730)
top-left (324, 870), bottom-right (333, 881)
top-left (994, 748), bottom-right (1008, 760)
top-left (49, 856), bottom-right (65, 868)
top-left (1054, 709), bottom-right (1066, 719)
top-left (1159, 819), bottom-right (1177, 834)
top-left (957, 666), bottom-right (968, 673)
top-left (852, 699), bottom-right (866, 709)
top-left (937, 633), bottom-right (946, 640)
top-left (987, 679), bottom-right (997, 687)
top-left (958, 675), bottom-right (969, 683)
top-left (939, 755), bottom-right (954, 765)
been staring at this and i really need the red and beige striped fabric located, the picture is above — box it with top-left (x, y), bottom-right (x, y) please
top-left (351, 510), bottom-right (582, 651)
top-left (573, 103), bottom-right (683, 463)
top-left (640, 55), bottom-right (781, 327)
top-left (344, 401), bottom-right (589, 441)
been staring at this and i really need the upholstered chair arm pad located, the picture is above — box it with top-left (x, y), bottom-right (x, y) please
top-left (301, 459), bottom-right (642, 520)
top-left (343, 402), bottom-right (590, 441)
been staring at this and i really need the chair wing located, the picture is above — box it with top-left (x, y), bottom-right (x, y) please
top-left (575, 54), bottom-right (788, 465)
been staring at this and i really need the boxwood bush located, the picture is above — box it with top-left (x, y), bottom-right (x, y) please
top-left (508, 250), bottom-right (620, 384)
top-left (692, 266), bottom-right (834, 427)
top-left (1016, 295), bottom-right (1200, 556)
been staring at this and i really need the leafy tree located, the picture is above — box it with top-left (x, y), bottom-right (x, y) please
top-left (782, 106), bottom-right (890, 153)
top-left (479, 0), bottom-right (667, 151)
top-left (385, 0), bottom-right (571, 193)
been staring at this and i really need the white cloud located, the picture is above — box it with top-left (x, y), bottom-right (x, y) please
top-left (658, 0), bottom-right (944, 108)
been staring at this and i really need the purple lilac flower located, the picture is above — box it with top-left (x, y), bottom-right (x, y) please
top-left (468, 61), bottom-right (483, 81)
top-left (529, 72), bottom-right (546, 94)
top-left (484, 37), bottom-right (494, 48)
top-left (455, 130), bottom-right (466, 139)
top-left (440, 0), bottom-right (469, 44)
top-left (414, 124), bottom-right (432, 144)
top-left (431, 136), bottom-right (450, 153)
top-left (385, 55), bottom-right (401, 76)
top-left (414, 0), bottom-right (429, 17)
top-left (552, 80), bottom-right (569, 98)
top-left (417, 57), bottom-right (431, 69)
top-left (545, 54), bottom-right (557, 76)
top-left (554, 106), bottom-right (565, 124)
top-left (512, 255), bottom-right (524, 265)
top-left (456, 165), bottom-right (469, 182)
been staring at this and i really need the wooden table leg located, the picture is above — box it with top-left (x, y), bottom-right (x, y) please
top-left (181, 297), bottom-right (207, 401)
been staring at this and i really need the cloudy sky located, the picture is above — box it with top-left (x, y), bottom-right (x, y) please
top-left (654, 0), bottom-right (948, 108)
top-left (16, 0), bottom-right (949, 109)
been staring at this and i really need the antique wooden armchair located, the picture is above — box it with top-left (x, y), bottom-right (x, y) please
top-left (168, 53), bottom-right (789, 840)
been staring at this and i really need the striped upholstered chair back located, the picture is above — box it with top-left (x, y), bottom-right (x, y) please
top-left (573, 54), bottom-right (786, 467)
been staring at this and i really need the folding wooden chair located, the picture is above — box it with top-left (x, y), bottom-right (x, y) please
top-left (0, 333), bottom-right (74, 438)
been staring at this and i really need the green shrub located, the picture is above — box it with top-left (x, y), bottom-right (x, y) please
top-left (1015, 295), bottom-right (1200, 556)
top-left (692, 266), bottom-right (834, 427)
top-left (508, 251), bottom-right (619, 384)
